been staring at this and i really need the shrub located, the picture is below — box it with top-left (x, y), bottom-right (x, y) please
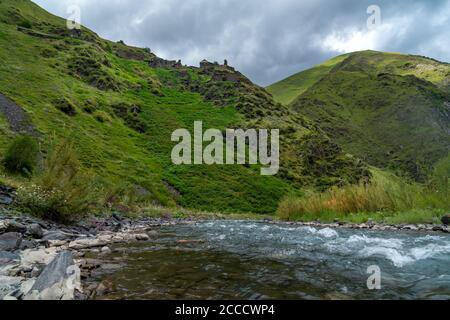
top-left (15, 140), bottom-right (100, 222)
top-left (54, 97), bottom-right (77, 116)
top-left (93, 110), bottom-right (111, 123)
top-left (3, 135), bottom-right (39, 176)
top-left (18, 20), bottom-right (32, 29)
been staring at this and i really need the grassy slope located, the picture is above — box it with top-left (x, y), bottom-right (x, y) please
top-left (270, 50), bottom-right (450, 181)
top-left (266, 54), bottom-right (349, 105)
top-left (0, 0), bottom-right (303, 214)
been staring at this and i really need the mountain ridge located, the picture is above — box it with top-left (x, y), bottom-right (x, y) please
top-left (269, 50), bottom-right (450, 181)
top-left (0, 0), bottom-right (370, 214)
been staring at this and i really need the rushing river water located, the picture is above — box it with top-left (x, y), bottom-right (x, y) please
top-left (90, 221), bottom-right (450, 300)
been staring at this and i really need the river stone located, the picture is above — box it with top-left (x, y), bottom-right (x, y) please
top-left (135, 234), bottom-right (149, 241)
top-left (69, 238), bottom-right (107, 250)
top-left (42, 230), bottom-right (75, 241)
top-left (20, 247), bottom-right (58, 269)
top-left (27, 224), bottom-right (44, 239)
top-left (19, 239), bottom-right (39, 250)
top-left (26, 251), bottom-right (79, 300)
top-left (0, 276), bottom-right (24, 299)
top-left (0, 251), bottom-right (20, 264)
top-left (4, 220), bottom-right (27, 234)
top-left (0, 232), bottom-right (22, 251)
top-left (101, 246), bottom-right (112, 254)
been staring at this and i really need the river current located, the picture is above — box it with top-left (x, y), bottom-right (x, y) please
top-left (90, 221), bottom-right (450, 300)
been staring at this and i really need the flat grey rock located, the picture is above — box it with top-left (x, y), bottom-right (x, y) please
top-left (42, 230), bottom-right (75, 241)
top-left (0, 251), bottom-right (20, 264)
top-left (0, 232), bottom-right (22, 251)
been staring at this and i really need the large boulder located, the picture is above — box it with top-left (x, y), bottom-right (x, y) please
top-left (27, 224), bottom-right (44, 239)
top-left (0, 232), bottom-right (22, 251)
top-left (25, 251), bottom-right (80, 300)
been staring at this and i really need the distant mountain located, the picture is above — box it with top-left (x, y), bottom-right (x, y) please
top-left (0, 0), bottom-right (369, 214)
top-left (268, 50), bottom-right (450, 181)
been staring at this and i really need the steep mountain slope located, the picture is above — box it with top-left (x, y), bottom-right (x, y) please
top-left (269, 51), bottom-right (450, 181)
top-left (267, 54), bottom-right (349, 105)
top-left (0, 0), bottom-right (369, 214)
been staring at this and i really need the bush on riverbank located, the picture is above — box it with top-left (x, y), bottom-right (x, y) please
top-left (3, 135), bottom-right (39, 176)
top-left (15, 140), bottom-right (100, 222)
top-left (277, 170), bottom-right (450, 223)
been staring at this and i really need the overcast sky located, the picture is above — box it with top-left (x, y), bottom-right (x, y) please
top-left (32, 0), bottom-right (450, 86)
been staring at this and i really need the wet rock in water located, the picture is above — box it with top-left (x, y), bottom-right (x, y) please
top-left (25, 251), bottom-right (80, 300)
top-left (93, 279), bottom-right (114, 297)
top-left (0, 232), bottom-right (22, 251)
top-left (69, 238), bottom-right (107, 250)
top-left (27, 224), bottom-right (44, 239)
top-left (442, 215), bottom-right (450, 226)
top-left (78, 258), bottom-right (102, 271)
top-left (432, 226), bottom-right (445, 232)
top-left (135, 234), bottom-right (149, 241)
top-left (101, 246), bottom-right (112, 254)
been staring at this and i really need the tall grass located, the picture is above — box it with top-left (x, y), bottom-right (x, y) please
top-left (277, 170), bottom-right (449, 223)
top-left (16, 140), bottom-right (101, 222)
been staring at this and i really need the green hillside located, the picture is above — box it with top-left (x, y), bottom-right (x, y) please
top-left (267, 54), bottom-right (349, 105)
top-left (0, 0), bottom-right (369, 215)
top-left (270, 50), bottom-right (450, 181)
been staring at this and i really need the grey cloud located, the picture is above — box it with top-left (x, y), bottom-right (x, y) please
top-left (33, 0), bottom-right (450, 86)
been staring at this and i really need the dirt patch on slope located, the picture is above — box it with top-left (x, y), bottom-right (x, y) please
top-left (0, 93), bottom-right (37, 135)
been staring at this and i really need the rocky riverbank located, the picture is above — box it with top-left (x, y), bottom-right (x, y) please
top-left (276, 220), bottom-right (450, 233)
top-left (1, 207), bottom-right (449, 300)
top-left (0, 210), bottom-right (193, 300)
